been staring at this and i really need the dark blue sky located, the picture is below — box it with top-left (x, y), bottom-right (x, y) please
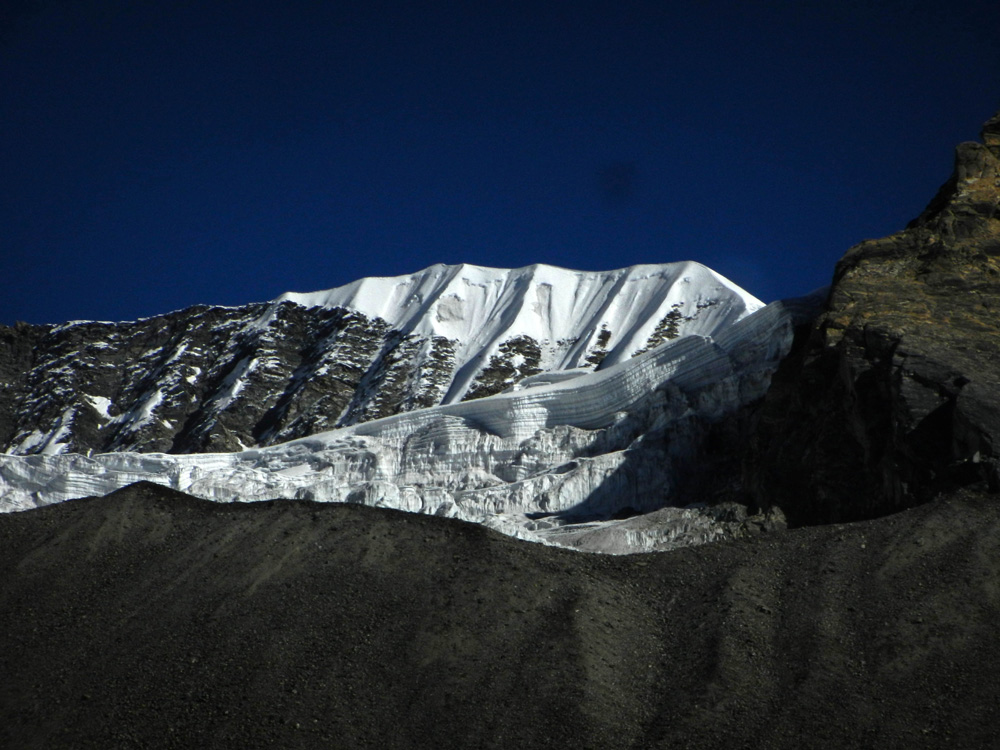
top-left (3, 1), bottom-right (999, 325)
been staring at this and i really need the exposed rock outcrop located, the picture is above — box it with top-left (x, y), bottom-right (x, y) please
top-left (748, 110), bottom-right (1000, 525)
top-left (0, 303), bottom-right (406, 455)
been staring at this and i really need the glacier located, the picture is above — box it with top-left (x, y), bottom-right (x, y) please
top-left (0, 289), bottom-right (822, 551)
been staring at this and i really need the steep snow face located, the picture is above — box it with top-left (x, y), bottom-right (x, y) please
top-left (0, 293), bottom-right (822, 551)
top-left (278, 261), bottom-right (764, 403)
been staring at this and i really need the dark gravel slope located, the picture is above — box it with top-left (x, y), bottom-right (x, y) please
top-left (2, 482), bottom-right (999, 749)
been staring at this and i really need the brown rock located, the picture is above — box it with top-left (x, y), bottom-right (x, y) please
top-left (981, 109), bottom-right (1000, 147)
top-left (747, 111), bottom-right (1000, 525)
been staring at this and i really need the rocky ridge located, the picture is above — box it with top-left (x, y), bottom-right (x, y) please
top-left (747, 111), bottom-right (1000, 525)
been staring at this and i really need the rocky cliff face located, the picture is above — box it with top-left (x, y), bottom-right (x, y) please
top-left (747, 112), bottom-right (1000, 525)
top-left (0, 303), bottom-right (415, 455)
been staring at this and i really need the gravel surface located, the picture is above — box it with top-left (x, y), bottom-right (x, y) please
top-left (2, 482), bottom-right (999, 749)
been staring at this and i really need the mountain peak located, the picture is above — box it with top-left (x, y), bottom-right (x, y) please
top-left (276, 261), bottom-right (763, 402)
top-left (749, 109), bottom-right (1000, 524)
top-left (0, 261), bottom-right (763, 456)
top-left (981, 109), bottom-right (1000, 148)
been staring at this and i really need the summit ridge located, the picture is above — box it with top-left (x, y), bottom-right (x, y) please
top-left (0, 261), bottom-right (760, 457)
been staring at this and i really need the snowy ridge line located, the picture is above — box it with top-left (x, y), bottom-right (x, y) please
top-left (277, 261), bottom-right (764, 402)
top-left (3, 261), bottom-right (763, 458)
top-left (0, 292), bottom-right (821, 550)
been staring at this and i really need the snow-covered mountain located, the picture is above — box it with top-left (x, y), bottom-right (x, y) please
top-left (0, 261), bottom-right (761, 457)
top-left (0, 260), bottom-right (819, 552)
top-left (279, 261), bottom-right (762, 402)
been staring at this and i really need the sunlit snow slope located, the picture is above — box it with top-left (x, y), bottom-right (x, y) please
top-left (278, 261), bottom-right (763, 403)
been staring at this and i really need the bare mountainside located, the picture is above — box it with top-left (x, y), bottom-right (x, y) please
top-left (749, 111), bottom-right (1000, 524)
top-left (2, 481), bottom-right (999, 749)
